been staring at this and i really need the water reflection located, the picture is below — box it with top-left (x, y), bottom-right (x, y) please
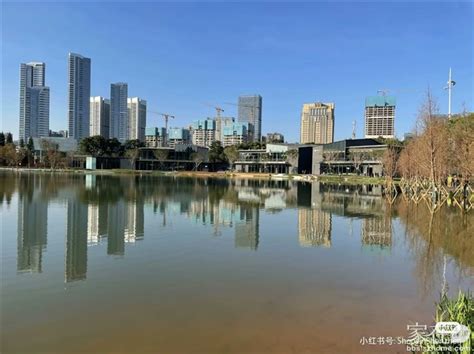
top-left (6, 173), bottom-right (473, 287)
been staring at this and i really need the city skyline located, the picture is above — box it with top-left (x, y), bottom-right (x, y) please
top-left (2, 2), bottom-right (472, 142)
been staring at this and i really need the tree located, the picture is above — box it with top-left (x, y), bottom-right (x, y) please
top-left (41, 140), bottom-right (62, 169)
top-left (27, 137), bottom-right (34, 152)
top-left (285, 149), bottom-right (299, 173)
top-left (105, 138), bottom-right (124, 157)
top-left (349, 151), bottom-right (366, 174)
top-left (14, 148), bottom-right (27, 167)
top-left (414, 90), bottom-right (449, 184)
top-left (0, 132), bottom-right (5, 146)
top-left (6, 133), bottom-right (13, 144)
top-left (79, 136), bottom-right (108, 156)
top-left (224, 145), bottom-right (239, 171)
top-left (153, 149), bottom-right (169, 170)
top-left (123, 139), bottom-right (144, 151)
top-left (209, 141), bottom-right (226, 163)
top-left (19, 138), bottom-right (25, 148)
top-left (448, 114), bottom-right (474, 182)
top-left (125, 148), bottom-right (140, 169)
top-left (323, 150), bottom-right (341, 174)
top-left (1, 144), bottom-right (17, 166)
top-left (382, 147), bottom-right (399, 182)
top-left (191, 151), bottom-right (206, 171)
top-left (26, 137), bottom-right (35, 167)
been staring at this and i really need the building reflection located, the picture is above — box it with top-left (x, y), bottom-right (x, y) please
top-left (297, 182), bottom-right (332, 248)
top-left (17, 188), bottom-right (48, 273)
top-left (234, 207), bottom-right (259, 250)
top-left (298, 209), bottom-right (332, 247)
top-left (361, 217), bottom-right (392, 249)
top-left (65, 199), bottom-right (88, 282)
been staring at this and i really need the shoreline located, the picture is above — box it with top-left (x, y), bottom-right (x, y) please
top-left (0, 167), bottom-right (388, 185)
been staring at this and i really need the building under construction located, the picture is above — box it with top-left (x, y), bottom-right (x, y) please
top-left (364, 96), bottom-right (395, 139)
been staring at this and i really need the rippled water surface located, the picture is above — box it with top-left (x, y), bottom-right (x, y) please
top-left (1, 172), bottom-right (473, 353)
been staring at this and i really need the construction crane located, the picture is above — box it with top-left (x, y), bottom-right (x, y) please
top-left (203, 103), bottom-right (224, 118)
top-left (149, 110), bottom-right (175, 147)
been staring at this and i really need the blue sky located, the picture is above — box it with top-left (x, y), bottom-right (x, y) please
top-left (2, 1), bottom-right (473, 142)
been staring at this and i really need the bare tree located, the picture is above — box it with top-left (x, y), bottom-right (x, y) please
top-left (153, 149), bottom-right (169, 170)
top-left (349, 151), bottom-right (366, 174)
top-left (191, 151), bottom-right (206, 171)
top-left (125, 148), bottom-right (140, 170)
top-left (414, 90), bottom-right (449, 184)
top-left (382, 147), bottom-right (398, 183)
top-left (323, 150), bottom-right (341, 174)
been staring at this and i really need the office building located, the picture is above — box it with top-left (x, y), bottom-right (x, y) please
top-left (19, 62), bottom-right (50, 140)
top-left (110, 83), bottom-right (128, 142)
top-left (168, 127), bottom-right (190, 148)
top-left (68, 53), bottom-right (91, 140)
top-left (222, 121), bottom-right (250, 147)
top-left (364, 96), bottom-right (395, 138)
top-left (238, 94), bottom-right (262, 142)
top-left (127, 97), bottom-right (147, 142)
top-left (191, 119), bottom-right (216, 147)
top-left (215, 116), bottom-right (235, 142)
top-left (89, 96), bottom-right (110, 137)
top-left (300, 102), bottom-right (335, 144)
top-left (145, 127), bottom-right (166, 148)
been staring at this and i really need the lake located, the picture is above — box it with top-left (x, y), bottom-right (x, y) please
top-left (1, 172), bottom-right (473, 353)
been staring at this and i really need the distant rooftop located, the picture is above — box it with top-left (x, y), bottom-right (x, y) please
top-left (365, 96), bottom-right (396, 107)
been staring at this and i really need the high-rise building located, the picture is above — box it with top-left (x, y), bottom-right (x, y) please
top-left (222, 121), bottom-right (250, 147)
top-left (110, 83), bottom-right (128, 142)
top-left (300, 102), bottom-right (335, 144)
top-left (89, 96), bottom-right (110, 138)
top-left (19, 62), bottom-right (50, 140)
top-left (68, 53), bottom-right (91, 140)
top-left (167, 127), bottom-right (190, 148)
top-left (215, 116), bottom-right (235, 142)
top-left (364, 96), bottom-right (395, 139)
top-left (127, 97), bottom-right (147, 142)
top-left (191, 119), bottom-right (216, 147)
top-left (145, 127), bottom-right (166, 148)
top-left (238, 95), bottom-right (262, 142)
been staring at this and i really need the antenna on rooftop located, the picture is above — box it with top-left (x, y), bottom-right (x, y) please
top-left (352, 120), bottom-right (356, 139)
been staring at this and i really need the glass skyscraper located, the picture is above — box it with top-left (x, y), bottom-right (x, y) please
top-left (68, 53), bottom-right (91, 140)
top-left (19, 62), bottom-right (50, 140)
top-left (238, 94), bottom-right (262, 142)
top-left (110, 83), bottom-right (128, 142)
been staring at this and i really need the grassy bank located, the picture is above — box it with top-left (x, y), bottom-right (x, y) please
top-left (1, 167), bottom-right (392, 185)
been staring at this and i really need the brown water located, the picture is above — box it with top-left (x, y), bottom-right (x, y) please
top-left (1, 172), bottom-right (473, 353)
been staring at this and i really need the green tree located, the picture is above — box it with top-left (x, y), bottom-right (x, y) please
top-left (224, 145), bottom-right (239, 171)
top-left (19, 138), bottom-right (25, 148)
top-left (6, 133), bottom-right (13, 144)
top-left (79, 136), bottom-right (108, 156)
top-left (209, 141), bottom-right (226, 163)
top-left (105, 138), bottom-right (124, 157)
top-left (0, 132), bottom-right (6, 146)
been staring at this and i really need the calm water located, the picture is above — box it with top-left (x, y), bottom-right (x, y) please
top-left (1, 172), bottom-right (473, 353)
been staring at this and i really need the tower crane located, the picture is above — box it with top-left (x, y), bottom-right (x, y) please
top-left (149, 110), bottom-right (175, 147)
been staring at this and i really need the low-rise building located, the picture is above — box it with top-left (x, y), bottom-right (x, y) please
top-left (298, 138), bottom-right (388, 176)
